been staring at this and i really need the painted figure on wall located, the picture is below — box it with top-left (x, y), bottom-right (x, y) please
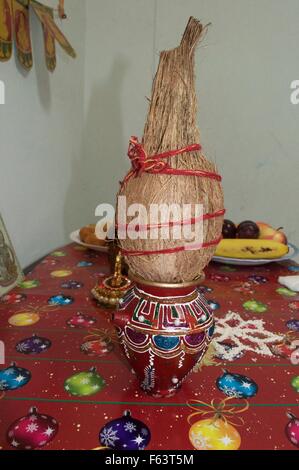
top-left (0, 0), bottom-right (76, 70)
top-left (13, 0), bottom-right (33, 69)
top-left (0, 0), bottom-right (13, 61)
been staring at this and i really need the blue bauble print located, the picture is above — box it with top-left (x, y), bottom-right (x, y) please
top-left (77, 261), bottom-right (93, 268)
top-left (216, 370), bottom-right (258, 398)
top-left (153, 335), bottom-right (180, 351)
top-left (48, 294), bottom-right (74, 306)
top-left (207, 300), bottom-right (220, 311)
top-left (0, 362), bottom-right (31, 391)
top-left (99, 411), bottom-right (151, 450)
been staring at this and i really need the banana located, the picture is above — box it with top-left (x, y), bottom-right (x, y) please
top-left (215, 239), bottom-right (289, 259)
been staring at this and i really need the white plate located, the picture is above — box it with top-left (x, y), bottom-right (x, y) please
top-left (212, 243), bottom-right (298, 266)
top-left (70, 229), bottom-right (110, 253)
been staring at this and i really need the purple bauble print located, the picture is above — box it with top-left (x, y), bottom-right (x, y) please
top-left (16, 334), bottom-right (51, 355)
top-left (99, 411), bottom-right (151, 450)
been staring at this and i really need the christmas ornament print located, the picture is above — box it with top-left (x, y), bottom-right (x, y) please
top-left (209, 274), bottom-right (230, 282)
top-left (1, 293), bottom-right (27, 304)
top-left (207, 300), bottom-right (220, 311)
top-left (189, 417), bottom-right (241, 450)
top-left (7, 407), bottom-right (58, 450)
top-left (16, 334), bottom-right (51, 355)
top-left (48, 294), bottom-right (74, 306)
top-left (8, 312), bottom-right (40, 327)
top-left (270, 336), bottom-right (299, 360)
top-left (18, 280), bottom-right (40, 289)
top-left (80, 339), bottom-right (113, 357)
top-left (0, 363), bottom-right (31, 391)
top-left (291, 376), bottom-right (299, 392)
top-left (243, 300), bottom-right (267, 313)
top-left (289, 301), bottom-right (299, 311)
top-left (61, 280), bottom-right (84, 289)
top-left (219, 265), bottom-right (236, 272)
top-left (247, 275), bottom-right (268, 285)
top-left (77, 261), bottom-right (93, 268)
top-left (216, 370), bottom-right (258, 398)
top-left (42, 258), bottom-right (59, 266)
top-left (64, 367), bottom-right (105, 396)
top-left (285, 412), bottom-right (299, 448)
top-left (276, 287), bottom-right (297, 297)
top-left (99, 410), bottom-right (151, 450)
top-left (198, 286), bottom-right (213, 294)
top-left (51, 251), bottom-right (67, 257)
top-left (234, 282), bottom-right (255, 295)
top-left (51, 270), bottom-right (73, 278)
top-left (66, 312), bottom-right (97, 328)
top-left (187, 398), bottom-right (248, 451)
top-left (286, 319), bottom-right (299, 332)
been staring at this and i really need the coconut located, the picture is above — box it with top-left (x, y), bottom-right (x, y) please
top-left (117, 17), bottom-right (224, 283)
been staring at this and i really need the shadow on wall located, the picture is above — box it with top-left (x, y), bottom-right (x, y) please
top-left (63, 57), bottom-right (129, 237)
top-left (13, 9), bottom-right (51, 109)
top-left (30, 12), bottom-right (51, 110)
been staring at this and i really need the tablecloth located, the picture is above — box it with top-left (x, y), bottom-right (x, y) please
top-left (0, 243), bottom-right (299, 450)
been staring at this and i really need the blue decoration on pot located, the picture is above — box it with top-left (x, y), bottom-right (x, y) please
top-left (153, 335), bottom-right (180, 351)
top-left (99, 410), bottom-right (151, 450)
top-left (0, 362), bottom-right (31, 391)
top-left (216, 370), bottom-right (258, 398)
top-left (208, 322), bottom-right (215, 338)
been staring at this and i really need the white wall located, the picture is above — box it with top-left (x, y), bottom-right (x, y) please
top-left (1, 0), bottom-right (299, 268)
top-left (0, 0), bottom-right (86, 268)
top-left (84, 0), bottom-right (299, 245)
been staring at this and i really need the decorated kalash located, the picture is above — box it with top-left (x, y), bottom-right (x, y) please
top-left (94, 17), bottom-right (225, 398)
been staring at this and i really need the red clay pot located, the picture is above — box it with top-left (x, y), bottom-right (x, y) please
top-left (113, 280), bottom-right (214, 397)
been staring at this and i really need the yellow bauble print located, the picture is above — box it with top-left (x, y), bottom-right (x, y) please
top-left (189, 418), bottom-right (241, 450)
top-left (50, 270), bottom-right (72, 278)
top-left (8, 313), bottom-right (40, 327)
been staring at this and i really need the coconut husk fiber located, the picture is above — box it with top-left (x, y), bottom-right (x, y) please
top-left (117, 17), bottom-right (224, 283)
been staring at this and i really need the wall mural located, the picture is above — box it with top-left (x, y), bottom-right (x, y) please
top-left (0, 0), bottom-right (76, 71)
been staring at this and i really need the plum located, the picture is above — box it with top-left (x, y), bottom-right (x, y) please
top-left (222, 220), bottom-right (237, 239)
top-left (237, 221), bottom-right (260, 239)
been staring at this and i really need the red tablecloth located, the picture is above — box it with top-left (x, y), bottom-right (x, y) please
top-left (0, 243), bottom-right (299, 451)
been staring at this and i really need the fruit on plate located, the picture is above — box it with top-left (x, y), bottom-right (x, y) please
top-left (215, 239), bottom-right (289, 259)
top-left (236, 221), bottom-right (260, 239)
top-left (79, 224), bottom-right (107, 246)
top-left (222, 220), bottom-right (237, 239)
top-left (256, 222), bottom-right (288, 245)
